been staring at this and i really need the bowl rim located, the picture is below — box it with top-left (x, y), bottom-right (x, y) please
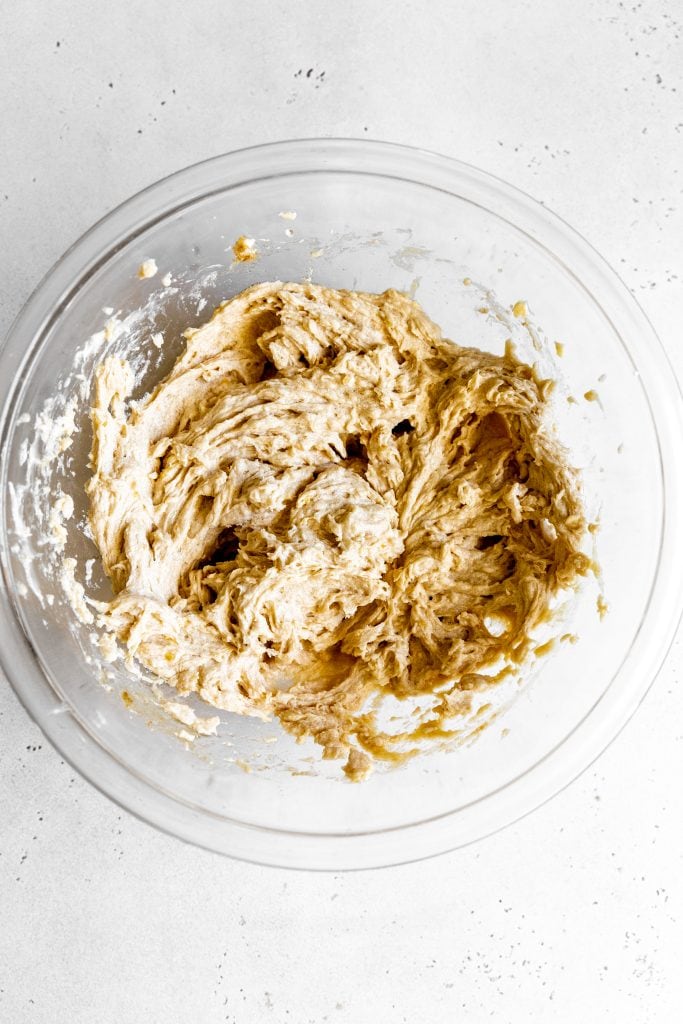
top-left (2, 136), bottom-right (683, 870)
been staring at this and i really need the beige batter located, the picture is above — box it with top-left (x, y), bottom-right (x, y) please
top-left (87, 282), bottom-right (589, 779)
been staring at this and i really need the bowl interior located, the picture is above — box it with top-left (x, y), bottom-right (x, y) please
top-left (0, 144), bottom-right (673, 866)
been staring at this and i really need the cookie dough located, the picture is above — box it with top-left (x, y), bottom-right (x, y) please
top-left (87, 283), bottom-right (589, 778)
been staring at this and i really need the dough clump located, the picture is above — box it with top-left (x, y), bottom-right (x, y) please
top-left (87, 283), bottom-right (589, 778)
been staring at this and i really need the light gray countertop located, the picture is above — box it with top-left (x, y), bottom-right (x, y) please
top-left (1, 2), bottom-right (682, 1021)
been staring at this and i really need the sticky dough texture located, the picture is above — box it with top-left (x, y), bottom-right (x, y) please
top-left (88, 283), bottom-right (589, 778)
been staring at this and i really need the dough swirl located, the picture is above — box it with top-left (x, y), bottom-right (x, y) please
top-left (88, 283), bottom-right (589, 778)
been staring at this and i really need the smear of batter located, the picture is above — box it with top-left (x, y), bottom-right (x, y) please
top-left (87, 283), bottom-right (589, 779)
top-left (231, 236), bottom-right (258, 263)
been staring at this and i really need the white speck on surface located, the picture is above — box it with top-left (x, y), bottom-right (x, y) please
top-left (161, 272), bottom-right (172, 287)
top-left (60, 558), bottom-right (93, 624)
top-left (103, 317), bottom-right (120, 343)
top-left (278, 210), bottom-right (297, 220)
top-left (154, 696), bottom-right (220, 737)
top-left (98, 632), bottom-right (119, 663)
top-left (55, 493), bottom-right (74, 520)
top-left (151, 331), bottom-right (164, 348)
top-left (47, 509), bottom-right (68, 549)
top-left (137, 258), bottom-right (158, 279)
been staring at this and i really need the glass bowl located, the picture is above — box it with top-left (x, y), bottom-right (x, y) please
top-left (2, 139), bottom-right (682, 870)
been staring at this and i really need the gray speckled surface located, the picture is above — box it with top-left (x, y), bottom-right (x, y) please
top-left (1, 2), bottom-right (682, 1021)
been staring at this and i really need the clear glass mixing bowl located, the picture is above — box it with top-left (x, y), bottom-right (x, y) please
top-left (2, 139), bottom-right (682, 869)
